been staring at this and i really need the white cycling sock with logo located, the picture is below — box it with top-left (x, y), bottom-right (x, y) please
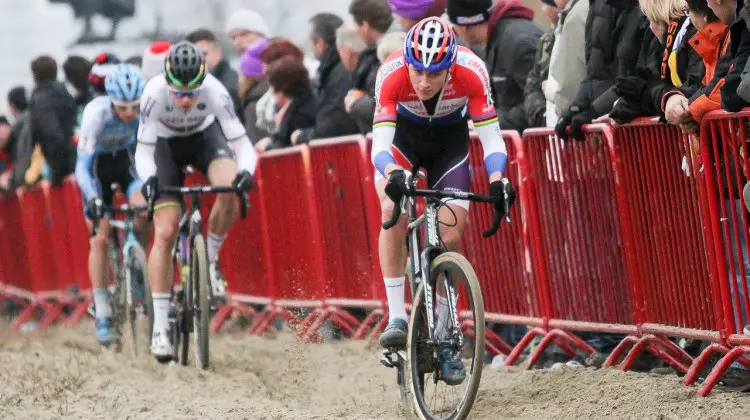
top-left (207, 232), bottom-right (226, 264)
top-left (384, 277), bottom-right (407, 322)
top-left (93, 288), bottom-right (111, 318)
top-left (151, 293), bottom-right (171, 335)
top-left (435, 295), bottom-right (451, 340)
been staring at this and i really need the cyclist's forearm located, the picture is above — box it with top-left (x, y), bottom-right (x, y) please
top-left (371, 124), bottom-right (397, 176)
top-left (74, 152), bottom-right (99, 200)
top-left (135, 141), bottom-right (157, 181)
top-left (228, 134), bottom-right (257, 175)
top-left (474, 118), bottom-right (508, 179)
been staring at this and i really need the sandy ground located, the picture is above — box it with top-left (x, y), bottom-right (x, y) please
top-left (1, 323), bottom-right (750, 420)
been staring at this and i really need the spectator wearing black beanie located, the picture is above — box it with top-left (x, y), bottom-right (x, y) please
top-left (447, 0), bottom-right (543, 132)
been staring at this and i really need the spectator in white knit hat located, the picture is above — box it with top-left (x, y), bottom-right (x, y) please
top-left (227, 9), bottom-right (270, 54)
top-left (141, 40), bottom-right (172, 81)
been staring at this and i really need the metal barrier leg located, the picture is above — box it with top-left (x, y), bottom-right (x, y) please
top-left (505, 327), bottom-right (545, 366)
top-left (353, 309), bottom-right (383, 340)
top-left (484, 328), bottom-right (513, 356)
top-left (211, 303), bottom-right (235, 334)
top-left (63, 296), bottom-right (93, 327)
top-left (647, 344), bottom-right (690, 374)
top-left (328, 311), bottom-right (358, 337)
top-left (296, 308), bottom-right (323, 339)
top-left (604, 335), bottom-right (637, 368)
top-left (38, 299), bottom-right (63, 329)
top-left (367, 315), bottom-right (389, 341)
top-left (10, 302), bottom-right (38, 330)
top-left (684, 343), bottom-right (727, 386)
top-left (699, 346), bottom-right (750, 397)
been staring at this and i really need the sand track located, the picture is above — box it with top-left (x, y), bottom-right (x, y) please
top-left (1, 324), bottom-right (749, 419)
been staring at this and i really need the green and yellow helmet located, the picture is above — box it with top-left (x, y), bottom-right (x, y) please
top-left (163, 41), bottom-right (207, 89)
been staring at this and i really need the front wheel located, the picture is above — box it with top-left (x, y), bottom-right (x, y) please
top-left (192, 234), bottom-right (210, 370)
top-left (125, 245), bottom-right (149, 357)
top-left (407, 252), bottom-right (485, 420)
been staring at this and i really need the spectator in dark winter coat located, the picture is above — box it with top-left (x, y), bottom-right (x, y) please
top-left (62, 55), bottom-right (93, 125)
top-left (346, 0), bottom-right (397, 133)
top-left (261, 57), bottom-right (316, 150)
top-left (350, 0), bottom-right (397, 45)
top-left (337, 23), bottom-right (377, 134)
top-left (292, 13), bottom-right (359, 145)
top-left (0, 117), bottom-right (11, 176)
top-left (28, 55), bottom-right (76, 186)
top-left (554, 0), bottom-right (644, 140)
top-left (608, 0), bottom-right (707, 123)
top-left (187, 29), bottom-right (245, 125)
top-left (524, 0), bottom-right (558, 128)
top-left (448, 0), bottom-right (543, 132)
top-left (3, 87), bottom-right (29, 191)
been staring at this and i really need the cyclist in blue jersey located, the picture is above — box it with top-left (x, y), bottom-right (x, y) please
top-left (75, 64), bottom-right (149, 346)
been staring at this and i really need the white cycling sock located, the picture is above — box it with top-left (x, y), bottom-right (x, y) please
top-left (93, 288), bottom-right (111, 318)
top-left (436, 295), bottom-right (451, 340)
top-left (152, 293), bottom-right (171, 335)
top-left (384, 277), bottom-right (407, 322)
top-left (207, 232), bottom-right (226, 264)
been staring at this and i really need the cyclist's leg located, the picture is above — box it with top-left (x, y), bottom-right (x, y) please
top-left (426, 126), bottom-right (471, 384)
top-left (125, 170), bottom-right (150, 246)
top-left (377, 139), bottom-right (418, 348)
top-left (148, 138), bottom-right (184, 358)
top-left (194, 122), bottom-right (238, 295)
top-left (85, 160), bottom-right (116, 344)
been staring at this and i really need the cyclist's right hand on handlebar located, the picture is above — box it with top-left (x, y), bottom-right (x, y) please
top-left (384, 168), bottom-right (411, 203)
top-left (85, 197), bottom-right (104, 221)
top-left (489, 178), bottom-right (517, 220)
top-left (232, 170), bottom-right (253, 192)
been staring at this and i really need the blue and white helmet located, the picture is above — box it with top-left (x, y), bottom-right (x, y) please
top-left (105, 64), bottom-right (145, 103)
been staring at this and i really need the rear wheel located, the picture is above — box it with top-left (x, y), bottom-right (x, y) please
top-left (407, 252), bottom-right (485, 420)
top-left (192, 234), bottom-right (210, 370)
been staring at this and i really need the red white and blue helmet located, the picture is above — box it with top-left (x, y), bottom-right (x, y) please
top-left (403, 17), bottom-right (458, 73)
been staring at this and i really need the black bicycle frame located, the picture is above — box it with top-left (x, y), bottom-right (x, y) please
top-left (385, 181), bottom-right (505, 347)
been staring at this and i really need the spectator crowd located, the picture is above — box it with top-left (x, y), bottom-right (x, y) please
top-left (3, 0), bottom-right (750, 387)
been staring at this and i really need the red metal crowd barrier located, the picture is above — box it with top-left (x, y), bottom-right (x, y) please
top-left (8, 113), bottom-right (750, 397)
top-left (461, 132), bottom-right (546, 358)
top-left (605, 122), bottom-right (714, 374)
top-left (683, 111), bottom-right (750, 395)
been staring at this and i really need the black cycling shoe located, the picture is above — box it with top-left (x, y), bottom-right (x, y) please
top-left (380, 318), bottom-right (408, 348)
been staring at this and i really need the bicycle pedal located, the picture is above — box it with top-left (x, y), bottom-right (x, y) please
top-left (381, 349), bottom-right (403, 368)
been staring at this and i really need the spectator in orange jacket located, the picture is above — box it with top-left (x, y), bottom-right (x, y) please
top-left (663, 0), bottom-right (738, 132)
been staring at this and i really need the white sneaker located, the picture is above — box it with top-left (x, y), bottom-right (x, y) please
top-left (209, 262), bottom-right (227, 297)
top-left (744, 325), bottom-right (750, 336)
top-left (150, 330), bottom-right (174, 363)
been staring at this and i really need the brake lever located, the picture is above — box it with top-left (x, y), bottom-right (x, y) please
top-left (382, 197), bottom-right (403, 230)
top-left (238, 190), bottom-right (249, 220)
